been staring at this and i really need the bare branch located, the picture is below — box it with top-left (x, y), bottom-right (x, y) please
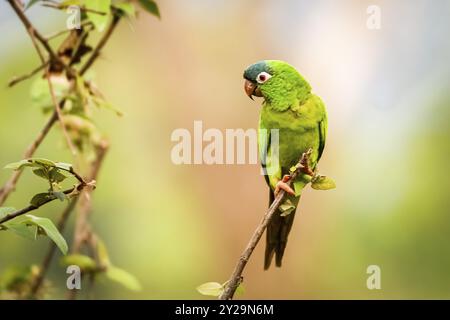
top-left (7, 0), bottom-right (77, 156)
top-left (80, 13), bottom-right (121, 75)
top-left (68, 140), bottom-right (109, 300)
top-left (7, 0), bottom-right (65, 70)
top-left (8, 62), bottom-right (48, 87)
top-left (219, 149), bottom-right (314, 300)
top-left (0, 111), bottom-right (59, 206)
top-left (45, 21), bottom-right (93, 41)
top-left (42, 2), bottom-right (107, 16)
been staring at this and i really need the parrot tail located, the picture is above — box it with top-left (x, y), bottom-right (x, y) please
top-left (264, 190), bottom-right (297, 270)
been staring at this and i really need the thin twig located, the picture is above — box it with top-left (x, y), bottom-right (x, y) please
top-left (219, 149), bottom-right (314, 300)
top-left (72, 141), bottom-right (109, 254)
top-left (7, 0), bottom-right (77, 156)
top-left (3, 0), bottom-right (119, 301)
top-left (8, 62), bottom-right (48, 87)
top-left (45, 21), bottom-right (93, 41)
top-left (68, 140), bottom-right (109, 300)
top-left (41, 2), bottom-right (107, 15)
top-left (0, 111), bottom-right (59, 206)
top-left (80, 13), bottom-right (121, 75)
top-left (32, 35), bottom-right (78, 158)
top-left (0, 3), bottom-right (120, 205)
top-left (7, 0), bottom-right (69, 73)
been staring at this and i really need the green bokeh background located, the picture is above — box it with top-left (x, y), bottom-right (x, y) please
top-left (0, 0), bottom-right (449, 299)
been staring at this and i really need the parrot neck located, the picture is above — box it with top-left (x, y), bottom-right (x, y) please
top-left (263, 85), bottom-right (311, 112)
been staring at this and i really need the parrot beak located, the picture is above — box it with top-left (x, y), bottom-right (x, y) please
top-left (244, 79), bottom-right (263, 100)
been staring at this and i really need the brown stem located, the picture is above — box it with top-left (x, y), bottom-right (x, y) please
top-left (80, 13), bottom-right (121, 75)
top-left (219, 149), bottom-right (314, 300)
top-left (8, 62), bottom-right (48, 87)
top-left (4, 0), bottom-right (117, 299)
top-left (0, 111), bottom-right (59, 206)
top-left (45, 21), bottom-right (93, 41)
top-left (7, 0), bottom-right (77, 156)
top-left (7, 0), bottom-right (69, 74)
top-left (42, 2), bottom-right (107, 15)
top-left (68, 140), bottom-right (109, 300)
top-left (1, 4), bottom-right (120, 205)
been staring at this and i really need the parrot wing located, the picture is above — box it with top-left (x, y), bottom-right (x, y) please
top-left (317, 97), bottom-right (328, 162)
top-left (258, 120), bottom-right (272, 188)
top-left (318, 117), bottom-right (327, 161)
top-left (259, 116), bottom-right (298, 269)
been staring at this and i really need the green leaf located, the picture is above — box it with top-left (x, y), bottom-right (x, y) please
top-left (49, 168), bottom-right (69, 183)
top-left (2, 222), bottom-right (36, 240)
top-left (30, 193), bottom-right (55, 207)
top-left (91, 96), bottom-right (123, 116)
top-left (279, 199), bottom-right (296, 217)
top-left (0, 207), bottom-right (36, 240)
top-left (138, 0), bottom-right (160, 18)
top-left (97, 238), bottom-right (111, 268)
top-left (52, 191), bottom-right (67, 202)
top-left (25, 0), bottom-right (41, 10)
top-left (61, 254), bottom-right (97, 271)
top-left (0, 265), bottom-right (36, 292)
top-left (23, 215), bottom-right (68, 255)
top-left (54, 162), bottom-right (73, 172)
top-left (32, 158), bottom-right (56, 167)
top-left (32, 168), bottom-right (49, 180)
top-left (4, 158), bottom-right (56, 171)
top-left (4, 159), bottom-right (38, 170)
top-left (86, 0), bottom-right (112, 32)
top-left (105, 266), bottom-right (141, 291)
top-left (235, 283), bottom-right (245, 296)
top-left (114, 2), bottom-right (136, 18)
top-left (311, 175), bottom-right (336, 190)
top-left (196, 282), bottom-right (224, 297)
top-left (4, 161), bottom-right (23, 170)
top-left (293, 179), bottom-right (307, 197)
top-left (30, 76), bottom-right (70, 111)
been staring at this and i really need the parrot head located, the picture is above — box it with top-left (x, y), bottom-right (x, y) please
top-left (243, 60), bottom-right (311, 110)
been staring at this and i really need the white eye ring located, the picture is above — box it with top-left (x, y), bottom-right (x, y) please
top-left (256, 72), bottom-right (272, 84)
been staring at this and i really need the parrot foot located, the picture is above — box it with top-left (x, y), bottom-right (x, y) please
top-left (275, 175), bottom-right (295, 196)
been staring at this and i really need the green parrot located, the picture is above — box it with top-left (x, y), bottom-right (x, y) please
top-left (243, 60), bottom-right (328, 269)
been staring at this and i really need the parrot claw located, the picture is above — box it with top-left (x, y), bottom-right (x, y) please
top-left (275, 176), bottom-right (295, 196)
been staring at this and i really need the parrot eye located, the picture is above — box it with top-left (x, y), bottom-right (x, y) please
top-left (256, 72), bottom-right (272, 84)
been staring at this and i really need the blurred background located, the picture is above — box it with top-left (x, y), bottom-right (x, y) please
top-left (0, 0), bottom-right (449, 299)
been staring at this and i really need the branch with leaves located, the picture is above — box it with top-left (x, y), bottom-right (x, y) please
top-left (197, 149), bottom-right (336, 300)
top-left (0, 0), bottom-right (160, 299)
top-left (0, 158), bottom-right (92, 255)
